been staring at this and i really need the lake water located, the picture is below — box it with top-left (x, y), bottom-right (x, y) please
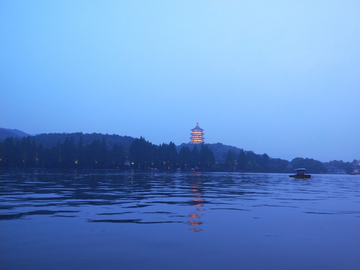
top-left (0, 169), bottom-right (359, 270)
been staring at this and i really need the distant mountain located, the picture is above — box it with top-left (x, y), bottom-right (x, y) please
top-left (0, 128), bottom-right (30, 141)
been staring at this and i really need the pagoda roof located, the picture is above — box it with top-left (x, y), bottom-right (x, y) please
top-left (191, 121), bottom-right (204, 131)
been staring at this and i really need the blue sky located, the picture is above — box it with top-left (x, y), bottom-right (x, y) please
top-left (1, 1), bottom-right (359, 162)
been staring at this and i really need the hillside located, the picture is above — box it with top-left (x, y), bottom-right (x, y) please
top-left (33, 132), bottom-right (135, 150)
top-left (0, 128), bottom-right (30, 141)
top-left (177, 142), bottom-right (244, 163)
top-left (0, 128), bottom-right (134, 150)
top-left (1, 129), bottom-right (243, 161)
top-left (1, 128), bottom-right (356, 174)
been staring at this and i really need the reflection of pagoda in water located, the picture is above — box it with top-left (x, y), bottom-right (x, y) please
top-left (188, 175), bottom-right (205, 232)
top-left (190, 121), bottom-right (204, 144)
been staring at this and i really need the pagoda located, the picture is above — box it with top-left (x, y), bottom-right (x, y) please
top-left (190, 121), bottom-right (205, 144)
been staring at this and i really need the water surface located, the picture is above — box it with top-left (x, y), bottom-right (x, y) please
top-left (1, 170), bottom-right (359, 269)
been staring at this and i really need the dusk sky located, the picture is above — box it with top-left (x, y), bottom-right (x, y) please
top-left (1, 1), bottom-right (359, 162)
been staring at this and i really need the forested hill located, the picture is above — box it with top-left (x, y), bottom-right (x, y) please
top-left (0, 128), bottom-right (135, 150)
top-left (2, 129), bottom-right (239, 161)
top-left (0, 128), bottom-right (30, 141)
top-left (2, 129), bottom-right (252, 163)
top-left (32, 132), bottom-right (134, 150)
top-left (1, 128), bottom-right (356, 174)
top-left (177, 143), bottom-right (243, 163)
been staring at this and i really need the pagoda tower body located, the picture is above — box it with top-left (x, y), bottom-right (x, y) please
top-left (190, 121), bottom-right (205, 144)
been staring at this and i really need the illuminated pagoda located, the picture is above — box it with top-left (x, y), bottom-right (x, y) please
top-left (190, 121), bottom-right (205, 144)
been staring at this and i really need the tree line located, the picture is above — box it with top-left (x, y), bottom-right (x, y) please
top-left (129, 137), bottom-right (215, 171)
top-left (223, 149), bottom-right (288, 172)
top-left (0, 136), bottom-right (216, 171)
top-left (0, 136), bottom-right (126, 169)
top-left (0, 135), bottom-right (329, 173)
top-left (222, 149), bottom-right (328, 173)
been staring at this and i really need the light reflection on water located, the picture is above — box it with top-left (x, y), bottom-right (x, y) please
top-left (0, 169), bottom-right (359, 269)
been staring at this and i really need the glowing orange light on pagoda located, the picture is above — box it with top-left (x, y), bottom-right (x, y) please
top-left (190, 121), bottom-right (204, 144)
top-left (188, 220), bottom-right (202, 226)
top-left (188, 213), bottom-right (201, 218)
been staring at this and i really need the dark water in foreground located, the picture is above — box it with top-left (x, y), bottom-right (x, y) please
top-left (0, 170), bottom-right (359, 270)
